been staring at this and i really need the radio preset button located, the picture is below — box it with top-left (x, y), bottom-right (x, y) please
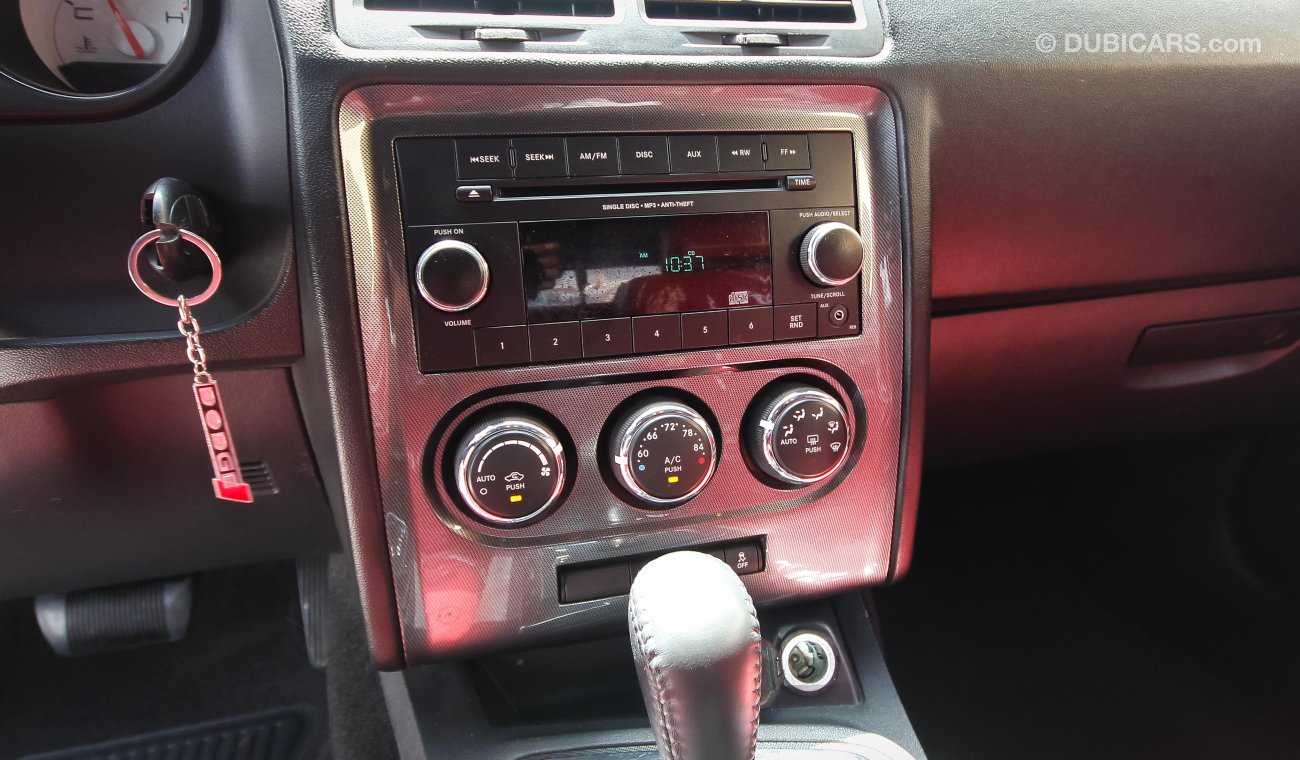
top-left (582, 318), bottom-right (634, 357)
top-left (729, 306), bottom-right (774, 345)
top-left (512, 137), bottom-right (567, 178)
top-left (669, 135), bottom-right (720, 173)
top-left (633, 314), bottom-right (683, 353)
top-left (619, 136), bottom-right (670, 175)
top-left (682, 310), bottom-right (729, 349)
top-left (718, 135), bottom-right (764, 172)
top-left (774, 303), bottom-right (817, 341)
top-left (529, 322), bottom-right (583, 363)
top-left (567, 137), bottom-right (619, 176)
top-left (456, 138), bottom-right (512, 179)
top-left (475, 325), bottom-right (530, 366)
top-left (763, 134), bottom-right (811, 171)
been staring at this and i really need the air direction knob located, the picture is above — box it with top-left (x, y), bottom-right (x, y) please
top-left (747, 383), bottom-right (853, 486)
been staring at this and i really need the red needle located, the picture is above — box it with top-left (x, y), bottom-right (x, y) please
top-left (106, 0), bottom-right (147, 59)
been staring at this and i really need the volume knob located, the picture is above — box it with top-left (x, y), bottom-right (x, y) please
top-left (799, 222), bottom-right (865, 288)
top-left (416, 240), bottom-right (490, 312)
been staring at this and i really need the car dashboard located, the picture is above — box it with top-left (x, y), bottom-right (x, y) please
top-left (2, 1), bottom-right (1298, 759)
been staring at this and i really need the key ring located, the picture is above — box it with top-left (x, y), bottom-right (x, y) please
top-left (127, 228), bottom-right (223, 307)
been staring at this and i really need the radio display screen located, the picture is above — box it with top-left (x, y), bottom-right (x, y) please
top-left (519, 212), bottom-right (773, 323)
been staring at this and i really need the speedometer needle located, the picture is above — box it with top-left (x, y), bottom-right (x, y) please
top-left (106, 0), bottom-right (147, 59)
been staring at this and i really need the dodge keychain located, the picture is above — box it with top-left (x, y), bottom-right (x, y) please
top-left (128, 228), bottom-right (255, 504)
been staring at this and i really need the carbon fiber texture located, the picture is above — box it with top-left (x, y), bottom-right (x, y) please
top-left (339, 84), bottom-right (909, 662)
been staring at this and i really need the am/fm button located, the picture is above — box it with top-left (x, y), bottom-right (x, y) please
top-left (567, 136), bottom-right (619, 176)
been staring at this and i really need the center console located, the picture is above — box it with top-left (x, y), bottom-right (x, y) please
top-left (339, 83), bottom-right (915, 666)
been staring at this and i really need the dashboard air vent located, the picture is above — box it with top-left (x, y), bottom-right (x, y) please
top-left (644, 0), bottom-right (855, 24)
top-left (364, 0), bottom-right (616, 16)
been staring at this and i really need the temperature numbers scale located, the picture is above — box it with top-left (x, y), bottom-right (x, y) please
top-left (609, 399), bottom-right (718, 508)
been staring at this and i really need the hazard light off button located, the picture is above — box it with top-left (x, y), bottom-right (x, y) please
top-left (456, 185), bottom-right (493, 203)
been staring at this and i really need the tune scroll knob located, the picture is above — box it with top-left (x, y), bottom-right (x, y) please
top-left (453, 415), bottom-right (566, 525)
top-left (747, 384), bottom-right (852, 486)
top-left (799, 222), bottom-right (866, 288)
top-left (609, 399), bottom-right (718, 508)
top-left (416, 240), bottom-right (490, 312)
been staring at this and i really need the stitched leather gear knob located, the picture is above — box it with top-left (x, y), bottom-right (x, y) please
top-left (628, 550), bottom-right (763, 760)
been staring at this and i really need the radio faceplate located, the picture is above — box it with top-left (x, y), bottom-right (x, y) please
top-left (396, 133), bottom-right (863, 372)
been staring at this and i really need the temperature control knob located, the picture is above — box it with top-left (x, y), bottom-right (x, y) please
top-left (416, 240), bottom-right (490, 312)
top-left (610, 398), bottom-right (718, 508)
top-left (747, 384), bottom-right (852, 486)
top-left (453, 415), bottom-right (566, 525)
top-left (799, 222), bottom-right (865, 287)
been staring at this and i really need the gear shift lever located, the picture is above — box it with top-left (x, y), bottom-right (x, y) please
top-left (628, 551), bottom-right (763, 760)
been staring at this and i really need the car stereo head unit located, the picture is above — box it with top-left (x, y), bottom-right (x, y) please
top-left (395, 132), bottom-right (864, 373)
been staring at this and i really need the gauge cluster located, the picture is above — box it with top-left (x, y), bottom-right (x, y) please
top-left (19, 0), bottom-right (193, 93)
top-left (0, 0), bottom-right (205, 114)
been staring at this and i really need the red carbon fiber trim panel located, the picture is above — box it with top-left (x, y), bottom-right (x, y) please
top-left (339, 84), bottom-right (914, 662)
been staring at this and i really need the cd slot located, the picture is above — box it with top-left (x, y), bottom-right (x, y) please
top-left (498, 176), bottom-right (783, 199)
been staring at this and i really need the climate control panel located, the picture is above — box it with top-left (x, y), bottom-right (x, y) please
top-left (439, 375), bottom-right (858, 528)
